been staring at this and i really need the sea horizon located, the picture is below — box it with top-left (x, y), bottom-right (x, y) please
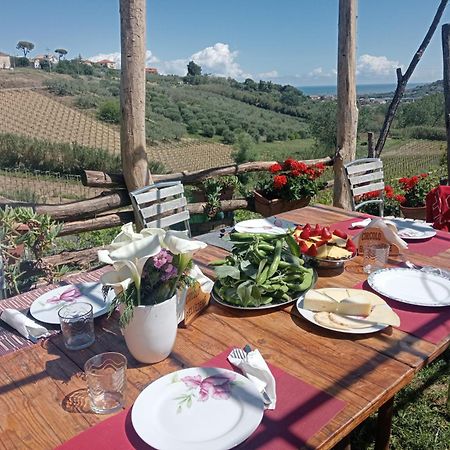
top-left (298, 83), bottom-right (422, 96)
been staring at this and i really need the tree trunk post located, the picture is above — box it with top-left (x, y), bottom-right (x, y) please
top-left (442, 23), bottom-right (450, 184)
top-left (333, 0), bottom-right (358, 210)
top-left (120, 0), bottom-right (151, 195)
top-left (367, 131), bottom-right (375, 158)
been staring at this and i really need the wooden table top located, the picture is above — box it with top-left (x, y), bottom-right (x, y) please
top-left (1, 204), bottom-right (449, 450)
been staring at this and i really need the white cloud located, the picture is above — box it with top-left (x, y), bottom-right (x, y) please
top-left (190, 43), bottom-right (251, 78)
top-left (88, 50), bottom-right (158, 69)
top-left (357, 54), bottom-right (401, 76)
top-left (307, 67), bottom-right (336, 79)
top-left (259, 70), bottom-right (279, 79)
top-left (89, 43), bottom-right (251, 79)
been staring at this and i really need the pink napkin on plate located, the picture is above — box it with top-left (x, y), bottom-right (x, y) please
top-left (57, 349), bottom-right (346, 450)
top-left (354, 281), bottom-right (450, 344)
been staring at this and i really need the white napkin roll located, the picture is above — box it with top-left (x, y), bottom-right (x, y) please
top-left (1, 309), bottom-right (50, 343)
top-left (350, 218), bottom-right (371, 228)
top-left (228, 348), bottom-right (277, 410)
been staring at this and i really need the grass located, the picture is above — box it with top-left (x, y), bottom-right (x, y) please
top-left (250, 138), bottom-right (321, 161)
top-left (352, 349), bottom-right (450, 450)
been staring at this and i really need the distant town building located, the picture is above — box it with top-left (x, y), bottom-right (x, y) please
top-left (82, 60), bottom-right (93, 66)
top-left (0, 52), bottom-right (11, 69)
top-left (31, 54), bottom-right (58, 69)
top-left (145, 67), bottom-right (158, 74)
top-left (96, 59), bottom-right (116, 69)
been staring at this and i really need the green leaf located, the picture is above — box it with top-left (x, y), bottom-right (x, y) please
top-left (215, 265), bottom-right (241, 280)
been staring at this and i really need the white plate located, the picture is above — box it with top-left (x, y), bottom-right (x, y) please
top-left (386, 217), bottom-right (436, 240)
top-left (131, 367), bottom-right (264, 450)
top-left (30, 282), bottom-right (114, 324)
top-left (368, 268), bottom-right (450, 307)
top-left (296, 289), bottom-right (387, 334)
top-left (234, 218), bottom-right (295, 235)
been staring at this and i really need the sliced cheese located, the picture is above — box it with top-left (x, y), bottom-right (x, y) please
top-left (366, 305), bottom-right (400, 327)
top-left (327, 246), bottom-right (352, 260)
top-left (316, 245), bottom-right (329, 259)
top-left (304, 290), bottom-right (338, 312)
top-left (336, 296), bottom-right (372, 316)
top-left (329, 235), bottom-right (347, 247)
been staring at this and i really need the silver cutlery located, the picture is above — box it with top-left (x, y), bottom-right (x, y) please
top-left (229, 346), bottom-right (272, 406)
top-left (403, 260), bottom-right (450, 279)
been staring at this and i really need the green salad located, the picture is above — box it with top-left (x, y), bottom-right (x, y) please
top-left (211, 231), bottom-right (314, 307)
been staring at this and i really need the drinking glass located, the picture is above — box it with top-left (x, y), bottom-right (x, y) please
top-left (84, 352), bottom-right (127, 414)
top-left (58, 302), bottom-right (95, 350)
top-left (363, 243), bottom-right (390, 274)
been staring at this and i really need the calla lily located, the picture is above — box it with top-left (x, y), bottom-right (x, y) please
top-left (163, 230), bottom-right (207, 255)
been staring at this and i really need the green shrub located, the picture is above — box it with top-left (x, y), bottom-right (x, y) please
top-left (0, 133), bottom-right (121, 174)
top-left (46, 79), bottom-right (82, 96)
top-left (406, 126), bottom-right (447, 141)
top-left (75, 94), bottom-right (98, 109)
top-left (97, 100), bottom-right (120, 123)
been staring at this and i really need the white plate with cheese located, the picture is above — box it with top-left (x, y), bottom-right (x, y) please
top-left (296, 288), bottom-right (400, 334)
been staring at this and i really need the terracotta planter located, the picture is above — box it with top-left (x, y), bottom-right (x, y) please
top-left (400, 205), bottom-right (427, 221)
top-left (253, 191), bottom-right (310, 217)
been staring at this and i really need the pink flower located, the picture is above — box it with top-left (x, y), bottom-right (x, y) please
top-left (181, 374), bottom-right (236, 402)
top-left (46, 287), bottom-right (82, 304)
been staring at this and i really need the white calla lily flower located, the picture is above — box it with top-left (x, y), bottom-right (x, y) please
top-left (163, 230), bottom-right (207, 255)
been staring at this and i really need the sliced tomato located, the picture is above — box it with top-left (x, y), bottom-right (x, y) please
top-left (306, 243), bottom-right (318, 257)
top-left (333, 229), bottom-right (348, 240)
top-left (300, 229), bottom-right (311, 240)
top-left (345, 239), bottom-right (357, 255)
top-left (303, 223), bottom-right (311, 231)
top-left (321, 227), bottom-right (332, 241)
top-left (310, 224), bottom-right (322, 236)
top-left (298, 240), bottom-right (309, 254)
top-left (315, 239), bottom-right (328, 248)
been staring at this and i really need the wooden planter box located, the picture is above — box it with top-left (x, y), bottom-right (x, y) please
top-left (253, 191), bottom-right (310, 217)
top-left (400, 205), bottom-right (426, 221)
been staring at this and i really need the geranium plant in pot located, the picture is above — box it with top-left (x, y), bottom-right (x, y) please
top-left (398, 173), bottom-right (435, 220)
top-left (356, 185), bottom-right (406, 217)
top-left (99, 223), bottom-right (206, 364)
top-left (254, 158), bottom-right (327, 216)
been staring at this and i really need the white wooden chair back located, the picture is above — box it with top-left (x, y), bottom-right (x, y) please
top-left (344, 158), bottom-right (384, 217)
top-left (129, 181), bottom-right (191, 236)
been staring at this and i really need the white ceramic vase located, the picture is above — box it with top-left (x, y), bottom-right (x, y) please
top-left (122, 294), bottom-right (178, 364)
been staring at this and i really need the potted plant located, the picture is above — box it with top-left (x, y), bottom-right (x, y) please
top-left (254, 158), bottom-right (327, 216)
top-left (99, 223), bottom-right (207, 364)
top-left (356, 185), bottom-right (406, 217)
top-left (398, 173), bottom-right (435, 220)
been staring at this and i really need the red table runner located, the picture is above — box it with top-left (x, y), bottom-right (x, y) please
top-left (330, 218), bottom-right (450, 257)
top-left (58, 349), bottom-right (346, 450)
top-left (354, 281), bottom-right (450, 344)
top-left (0, 267), bottom-right (108, 356)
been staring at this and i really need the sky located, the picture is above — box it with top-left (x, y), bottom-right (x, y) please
top-left (1, 0), bottom-right (450, 86)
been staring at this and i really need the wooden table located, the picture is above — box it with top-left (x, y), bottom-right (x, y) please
top-left (1, 205), bottom-right (449, 450)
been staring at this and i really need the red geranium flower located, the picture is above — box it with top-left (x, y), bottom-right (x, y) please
top-left (269, 163), bottom-right (283, 173)
top-left (273, 175), bottom-right (288, 189)
top-left (394, 194), bottom-right (406, 204)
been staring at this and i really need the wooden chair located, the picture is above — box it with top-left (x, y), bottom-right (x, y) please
top-left (129, 181), bottom-right (191, 235)
top-left (344, 158), bottom-right (384, 217)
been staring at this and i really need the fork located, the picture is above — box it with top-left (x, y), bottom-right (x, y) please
top-left (403, 260), bottom-right (450, 279)
top-left (229, 347), bottom-right (272, 406)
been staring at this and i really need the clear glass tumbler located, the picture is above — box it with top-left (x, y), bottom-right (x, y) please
top-left (58, 302), bottom-right (95, 350)
top-left (84, 352), bottom-right (127, 414)
top-left (363, 243), bottom-right (390, 274)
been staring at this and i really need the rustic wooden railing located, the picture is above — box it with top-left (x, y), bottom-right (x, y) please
top-left (0, 158), bottom-right (333, 267)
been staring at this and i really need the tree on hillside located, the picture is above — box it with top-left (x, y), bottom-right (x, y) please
top-left (55, 48), bottom-right (68, 60)
top-left (309, 102), bottom-right (337, 151)
top-left (16, 41), bottom-right (34, 58)
top-left (187, 60), bottom-right (202, 76)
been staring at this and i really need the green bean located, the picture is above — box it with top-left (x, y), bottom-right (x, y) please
top-left (285, 234), bottom-right (301, 257)
top-left (256, 266), bottom-right (270, 285)
top-left (258, 242), bottom-right (275, 252)
top-left (267, 239), bottom-right (282, 278)
top-left (209, 259), bottom-right (227, 266)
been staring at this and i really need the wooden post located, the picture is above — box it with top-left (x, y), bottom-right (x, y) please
top-left (120, 0), bottom-right (152, 193)
top-left (333, 0), bottom-right (358, 210)
top-left (367, 132), bottom-right (375, 158)
top-left (442, 23), bottom-right (450, 184)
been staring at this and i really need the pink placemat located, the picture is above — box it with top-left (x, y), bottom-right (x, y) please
top-left (354, 281), bottom-right (450, 344)
top-left (0, 267), bottom-right (109, 356)
top-left (58, 349), bottom-right (346, 450)
top-left (330, 218), bottom-right (450, 257)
